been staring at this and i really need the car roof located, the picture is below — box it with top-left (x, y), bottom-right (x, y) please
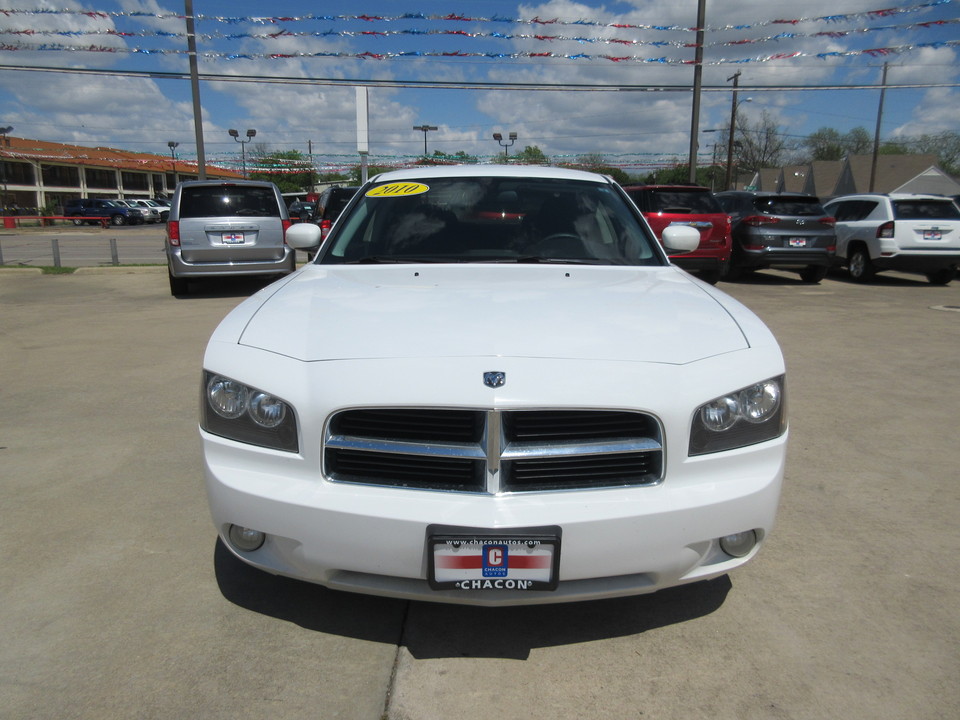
top-left (622, 184), bottom-right (711, 192)
top-left (370, 164), bottom-right (610, 184)
top-left (829, 193), bottom-right (949, 201)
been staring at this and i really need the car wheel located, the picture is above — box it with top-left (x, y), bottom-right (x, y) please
top-left (799, 265), bottom-right (828, 283)
top-left (925, 267), bottom-right (955, 285)
top-left (168, 271), bottom-right (189, 296)
top-left (697, 268), bottom-right (722, 285)
top-left (111, 214), bottom-right (127, 226)
top-left (72, 218), bottom-right (84, 226)
top-left (847, 247), bottom-right (875, 282)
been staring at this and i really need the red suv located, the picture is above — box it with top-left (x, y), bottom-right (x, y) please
top-left (622, 185), bottom-right (732, 284)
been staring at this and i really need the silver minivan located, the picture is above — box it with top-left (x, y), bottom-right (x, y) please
top-left (165, 180), bottom-right (294, 295)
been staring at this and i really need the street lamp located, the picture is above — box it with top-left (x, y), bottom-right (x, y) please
top-left (493, 131), bottom-right (517, 159)
top-left (0, 125), bottom-right (12, 214)
top-left (412, 125), bottom-right (438, 156)
top-left (228, 128), bottom-right (256, 178)
top-left (167, 141), bottom-right (179, 189)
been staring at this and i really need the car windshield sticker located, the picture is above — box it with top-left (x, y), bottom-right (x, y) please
top-left (366, 182), bottom-right (430, 198)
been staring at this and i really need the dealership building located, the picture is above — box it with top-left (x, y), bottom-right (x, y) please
top-left (0, 134), bottom-right (239, 214)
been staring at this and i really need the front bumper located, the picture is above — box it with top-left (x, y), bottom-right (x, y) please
top-left (205, 428), bottom-right (786, 606)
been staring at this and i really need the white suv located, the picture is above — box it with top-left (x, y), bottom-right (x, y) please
top-left (824, 193), bottom-right (960, 284)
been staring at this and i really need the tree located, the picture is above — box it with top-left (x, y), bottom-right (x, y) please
top-left (419, 149), bottom-right (479, 165)
top-left (567, 154), bottom-right (631, 184)
top-left (248, 149), bottom-right (315, 194)
top-left (505, 145), bottom-right (548, 164)
top-left (801, 126), bottom-right (872, 161)
top-left (733, 110), bottom-right (793, 173)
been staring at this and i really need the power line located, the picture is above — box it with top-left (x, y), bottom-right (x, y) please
top-left (2, 63), bottom-right (959, 93)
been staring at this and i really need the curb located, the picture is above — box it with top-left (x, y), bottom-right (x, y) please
top-left (74, 266), bottom-right (166, 275)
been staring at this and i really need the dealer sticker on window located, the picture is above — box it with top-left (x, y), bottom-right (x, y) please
top-left (427, 525), bottom-right (561, 591)
top-left (366, 182), bottom-right (430, 198)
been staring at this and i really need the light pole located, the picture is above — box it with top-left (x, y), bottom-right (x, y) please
top-left (0, 125), bottom-right (12, 214)
top-left (493, 131), bottom-right (517, 159)
top-left (228, 128), bottom-right (256, 178)
top-left (724, 74), bottom-right (751, 190)
top-left (167, 141), bottom-right (179, 190)
top-left (412, 125), bottom-right (438, 156)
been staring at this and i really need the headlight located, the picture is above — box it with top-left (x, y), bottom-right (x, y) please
top-left (689, 376), bottom-right (786, 455)
top-left (201, 372), bottom-right (299, 452)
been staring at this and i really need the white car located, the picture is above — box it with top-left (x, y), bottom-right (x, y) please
top-left (202, 165), bottom-right (788, 606)
top-left (823, 193), bottom-right (960, 284)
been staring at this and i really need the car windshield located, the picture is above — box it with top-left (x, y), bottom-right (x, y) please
top-left (318, 176), bottom-right (661, 266)
top-left (753, 197), bottom-right (826, 216)
top-left (891, 199), bottom-right (960, 220)
top-left (649, 189), bottom-right (721, 214)
top-left (179, 186), bottom-right (280, 218)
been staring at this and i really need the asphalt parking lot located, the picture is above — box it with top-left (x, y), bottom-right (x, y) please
top-left (1, 265), bottom-right (958, 720)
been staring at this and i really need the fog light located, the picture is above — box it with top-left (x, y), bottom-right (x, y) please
top-left (228, 524), bottom-right (266, 552)
top-left (719, 530), bottom-right (757, 558)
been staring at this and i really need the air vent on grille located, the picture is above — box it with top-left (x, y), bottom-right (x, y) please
top-left (325, 409), bottom-right (662, 494)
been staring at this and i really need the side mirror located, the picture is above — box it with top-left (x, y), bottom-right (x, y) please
top-left (286, 223), bottom-right (323, 249)
top-left (661, 225), bottom-right (701, 254)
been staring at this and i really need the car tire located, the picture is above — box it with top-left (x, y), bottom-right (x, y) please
top-left (111, 214), bottom-right (127, 226)
top-left (168, 271), bottom-right (189, 296)
top-left (799, 265), bottom-right (828, 283)
top-left (925, 267), bottom-right (955, 285)
top-left (847, 247), bottom-right (875, 282)
top-left (697, 268), bottom-right (722, 285)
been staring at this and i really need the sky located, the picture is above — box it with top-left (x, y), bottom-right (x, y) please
top-left (1, 0), bottom-right (959, 175)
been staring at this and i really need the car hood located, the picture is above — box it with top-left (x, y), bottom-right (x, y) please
top-left (233, 264), bottom-right (750, 365)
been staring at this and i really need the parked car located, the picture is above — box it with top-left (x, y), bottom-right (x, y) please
top-left (133, 199), bottom-right (165, 223)
top-left (201, 165), bottom-right (788, 606)
top-left (715, 191), bottom-right (837, 283)
top-left (63, 198), bottom-right (144, 226)
top-left (114, 198), bottom-right (159, 224)
top-left (287, 199), bottom-right (316, 222)
top-left (621, 184), bottom-right (732, 284)
top-left (164, 180), bottom-right (294, 296)
top-left (310, 186), bottom-right (360, 240)
top-left (823, 193), bottom-right (960, 284)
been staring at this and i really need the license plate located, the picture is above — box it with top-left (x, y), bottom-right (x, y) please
top-left (787, 237), bottom-right (808, 247)
top-left (923, 230), bottom-right (942, 240)
top-left (222, 232), bottom-right (245, 244)
top-left (427, 525), bottom-right (561, 592)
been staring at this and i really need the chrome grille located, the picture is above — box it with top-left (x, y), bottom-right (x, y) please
top-left (325, 409), bottom-right (663, 494)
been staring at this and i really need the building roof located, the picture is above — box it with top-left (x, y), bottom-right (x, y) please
top-left (0, 135), bottom-right (239, 178)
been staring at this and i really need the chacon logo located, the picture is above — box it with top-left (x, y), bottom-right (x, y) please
top-left (483, 371), bottom-right (506, 388)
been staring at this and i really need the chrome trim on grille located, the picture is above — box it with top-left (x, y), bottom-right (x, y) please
top-left (324, 408), bottom-right (664, 494)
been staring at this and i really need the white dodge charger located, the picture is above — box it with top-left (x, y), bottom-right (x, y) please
top-left (201, 165), bottom-right (787, 606)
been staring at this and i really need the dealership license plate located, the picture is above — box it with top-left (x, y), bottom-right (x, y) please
top-left (222, 232), bottom-right (245, 244)
top-left (427, 525), bottom-right (561, 591)
top-left (923, 230), bottom-right (942, 240)
top-left (787, 237), bottom-right (808, 247)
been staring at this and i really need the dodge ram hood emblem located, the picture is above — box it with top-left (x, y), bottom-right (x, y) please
top-left (483, 371), bottom-right (506, 388)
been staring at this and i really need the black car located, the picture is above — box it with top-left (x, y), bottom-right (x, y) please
top-left (288, 199), bottom-right (316, 222)
top-left (63, 198), bottom-right (144, 226)
top-left (715, 191), bottom-right (837, 283)
top-left (310, 186), bottom-right (360, 239)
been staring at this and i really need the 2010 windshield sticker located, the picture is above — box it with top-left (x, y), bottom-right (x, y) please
top-left (366, 182), bottom-right (430, 198)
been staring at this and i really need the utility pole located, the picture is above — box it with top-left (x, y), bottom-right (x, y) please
top-left (869, 63), bottom-right (889, 193)
top-left (724, 71), bottom-right (742, 191)
top-left (687, 0), bottom-right (706, 184)
top-left (184, 0), bottom-right (206, 179)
